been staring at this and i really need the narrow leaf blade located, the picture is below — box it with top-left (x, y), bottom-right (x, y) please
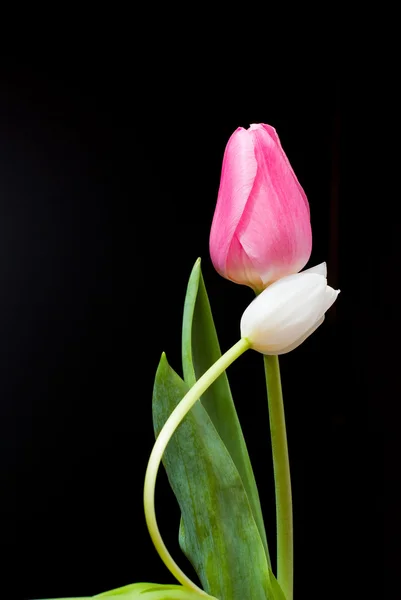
top-left (181, 258), bottom-right (270, 566)
top-left (95, 582), bottom-right (212, 599)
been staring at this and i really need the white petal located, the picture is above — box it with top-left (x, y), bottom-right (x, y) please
top-left (263, 316), bottom-right (325, 355)
top-left (302, 262), bottom-right (327, 278)
top-left (240, 272), bottom-right (328, 353)
top-left (322, 286), bottom-right (340, 313)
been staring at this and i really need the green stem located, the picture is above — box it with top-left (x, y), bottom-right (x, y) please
top-left (144, 337), bottom-right (251, 596)
top-left (263, 354), bottom-right (293, 600)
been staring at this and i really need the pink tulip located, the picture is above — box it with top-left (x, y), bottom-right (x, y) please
top-left (209, 124), bottom-right (312, 292)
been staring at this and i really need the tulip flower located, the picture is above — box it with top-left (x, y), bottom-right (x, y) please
top-left (210, 123), bottom-right (312, 292)
top-left (240, 263), bottom-right (339, 354)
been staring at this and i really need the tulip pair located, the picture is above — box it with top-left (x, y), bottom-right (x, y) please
top-left (209, 123), bottom-right (339, 353)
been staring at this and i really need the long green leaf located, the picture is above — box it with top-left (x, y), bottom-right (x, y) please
top-left (37, 582), bottom-right (213, 600)
top-left (96, 581), bottom-right (211, 598)
top-left (153, 353), bottom-right (282, 600)
top-left (181, 258), bottom-right (270, 566)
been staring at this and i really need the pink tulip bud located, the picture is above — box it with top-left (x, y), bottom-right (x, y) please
top-left (209, 123), bottom-right (312, 292)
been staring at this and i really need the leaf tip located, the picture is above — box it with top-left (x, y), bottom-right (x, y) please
top-left (159, 351), bottom-right (169, 367)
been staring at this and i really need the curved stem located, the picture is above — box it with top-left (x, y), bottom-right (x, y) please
top-left (263, 354), bottom-right (293, 600)
top-left (144, 338), bottom-right (251, 596)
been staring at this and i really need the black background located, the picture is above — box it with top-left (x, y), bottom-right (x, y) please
top-left (0, 34), bottom-right (396, 600)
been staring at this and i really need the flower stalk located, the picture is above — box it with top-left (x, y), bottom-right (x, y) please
top-left (264, 354), bottom-right (293, 600)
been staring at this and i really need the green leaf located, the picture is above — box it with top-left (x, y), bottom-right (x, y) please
top-left (95, 581), bottom-right (212, 598)
top-left (35, 583), bottom-right (215, 600)
top-left (181, 258), bottom-right (270, 567)
top-left (153, 354), bottom-right (279, 600)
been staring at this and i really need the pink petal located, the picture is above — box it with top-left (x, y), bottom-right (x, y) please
top-left (209, 127), bottom-right (257, 276)
top-left (234, 124), bottom-right (312, 285)
top-left (255, 124), bottom-right (310, 215)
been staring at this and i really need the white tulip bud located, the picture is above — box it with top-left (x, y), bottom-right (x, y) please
top-left (240, 263), bottom-right (340, 355)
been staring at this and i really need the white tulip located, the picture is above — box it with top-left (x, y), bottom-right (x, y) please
top-left (240, 262), bottom-right (340, 355)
